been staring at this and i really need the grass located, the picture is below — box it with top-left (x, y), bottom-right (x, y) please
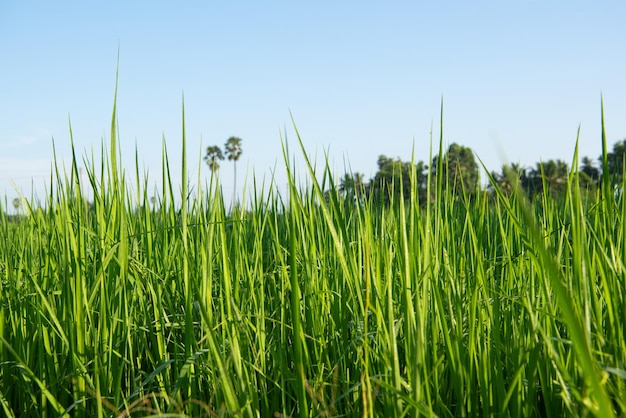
top-left (1, 96), bottom-right (625, 417)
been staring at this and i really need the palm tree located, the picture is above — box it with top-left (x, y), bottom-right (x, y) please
top-left (580, 156), bottom-right (600, 190)
top-left (204, 145), bottom-right (224, 173)
top-left (603, 139), bottom-right (626, 185)
top-left (490, 163), bottom-right (526, 194)
top-left (529, 159), bottom-right (569, 196)
top-left (12, 197), bottom-right (21, 215)
top-left (339, 172), bottom-right (365, 201)
top-left (224, 136), bottom-right (243, 201)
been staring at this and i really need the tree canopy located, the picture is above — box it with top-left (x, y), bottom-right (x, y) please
top-left (204, 145), bottom-right (224, 172)
top-left (603, 138), bottom-right (626, 185)
top-left (224, 136), bottom-right (243, 202)
top-left (367, 155), bottom-right (427, 205)
top-left (439, 143), bottom-right (479, 194)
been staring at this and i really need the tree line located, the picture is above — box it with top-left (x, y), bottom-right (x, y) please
top-left (204, 136), bottom-right (243, 201)
top-left (338, 139), bottom-right (626, 205)
top-left (201, 136), bottom-right (626, 205)
top-left (9, 135), bottom-right (623, 218)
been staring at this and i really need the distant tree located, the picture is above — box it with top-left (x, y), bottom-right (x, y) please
top-left (224, 136), bottom-right (243, 201)
top-left (528, 159), bottom-right (569, 196)
top-left (368, 155), bottom-right (427, 205)
top-left (339, 172), bottom-right (366, 202)
top-left (204, 145), bottom-right (224, 173)
top-left (602, 138), bottom-right (626, 185)
top-left (12, 197), bottom-right (21, 214)
top-left (579, 156), bottom-right (600, 190)
top-left (413, 160), bottom-right (429, 202)
top-left (435, 143), bottom-right (479, 194)
top-left (489, 163), bottom-right (527, 194)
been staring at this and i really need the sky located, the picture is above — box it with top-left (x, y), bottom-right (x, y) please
top-left (1, 1), bottom-right (625, 209)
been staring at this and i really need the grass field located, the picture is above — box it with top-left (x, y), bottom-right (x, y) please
top-left (1, 99), bottom-right (625, 417)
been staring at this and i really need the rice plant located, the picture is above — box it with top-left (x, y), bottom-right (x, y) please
top-left (0, 96), bottom-right (625, 417)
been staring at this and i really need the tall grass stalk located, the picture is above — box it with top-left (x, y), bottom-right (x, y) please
top-left (0, 99), bottom-right (625, 417)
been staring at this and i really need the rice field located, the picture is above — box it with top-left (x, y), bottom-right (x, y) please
top-left (1, 100), bottom-right (625, 417)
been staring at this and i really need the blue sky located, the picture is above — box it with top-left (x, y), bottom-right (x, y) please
top-left (1, 1), bottom-right (625, 207)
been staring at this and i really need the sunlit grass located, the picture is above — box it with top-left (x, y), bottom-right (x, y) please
top-left (0, 98), bottom-right (625, 417)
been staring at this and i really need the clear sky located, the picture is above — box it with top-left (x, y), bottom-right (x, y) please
top-left (1, 1), bottom-right (625, 207)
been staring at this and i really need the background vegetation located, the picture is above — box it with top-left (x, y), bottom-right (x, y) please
top-left (338, 138), bottom-right (625, 206)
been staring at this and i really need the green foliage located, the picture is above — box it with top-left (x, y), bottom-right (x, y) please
top-left (491, 160), bottom-right (574, 198)
top-left (580, 156), bottom-right (601, 191)
top-left (439, 142), bottom-right (480, 193)
top-left (603, 138), bottom-right (626, 185)
top-left (368, 155), bottom-right (427, 205)
top-left (364, 143), bottom-right (479, 207)
top-left (2, 106), bottom-right (626, 417)
top-left (338, 172), bottom-right (366, 206)
top-left (527, 159), bottom-right (570, 196)
top-left (204, 145), bottom-right (224, 172)
top-left (224, 136), bottom-right (243, 202)
top-left (224, 136), bottom-right (243, 162)
top-left (489, 163), bottom-right (527, 194)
